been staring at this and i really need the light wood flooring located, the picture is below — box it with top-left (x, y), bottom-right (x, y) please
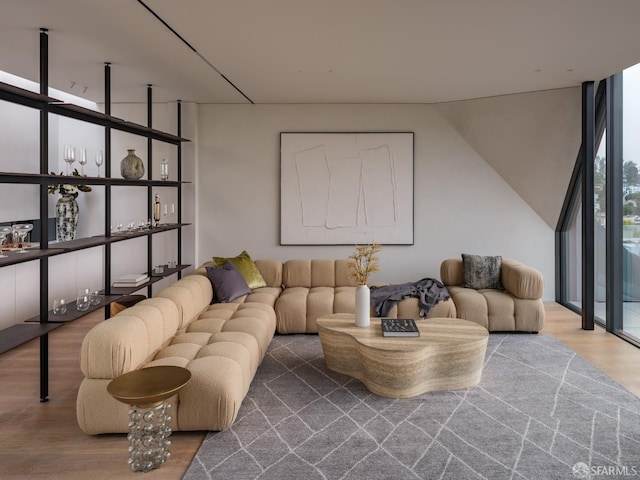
top-left (0, 302), bottom-right (639, 479)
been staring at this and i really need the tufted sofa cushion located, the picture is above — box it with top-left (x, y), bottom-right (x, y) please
top-left (282, 259), bottom-right (354, 288)
top-left (275, 259), bottom-right (357, 333)
top-left (79, 297), bottom-right (179, 379)
top-left (145, 302), bottom-right (276, 431)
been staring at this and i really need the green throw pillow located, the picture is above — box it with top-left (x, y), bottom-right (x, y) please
top-left (213, 250), bottom-right (267, 289)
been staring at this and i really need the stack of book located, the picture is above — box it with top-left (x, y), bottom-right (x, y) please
top-left (112, 273), bottom-right (149, 288)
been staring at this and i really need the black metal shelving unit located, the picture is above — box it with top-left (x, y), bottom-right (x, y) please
top-left (0, 29), bottom-right (190, 401)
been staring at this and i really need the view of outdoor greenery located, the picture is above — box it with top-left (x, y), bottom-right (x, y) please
top-left (567, 63), bottom-right (640, 341)
top-left (594, 156), bottom-right (640, 216)
top-left (622, 160), bottom-right (639, 216)
top-left (622, 63), bottom-right (640, 339)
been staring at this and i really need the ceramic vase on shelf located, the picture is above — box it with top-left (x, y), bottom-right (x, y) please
top-left (355, 284), bottom-right (371, 327)
top-left (56, 194), bottom-right (78, 241)
top-left (121, 149), bottom-right (145, 180)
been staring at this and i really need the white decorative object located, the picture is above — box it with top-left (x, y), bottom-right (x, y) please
top-left (355, 285), bottom-right (371, 327)
top-left (280, 132), bottom-right (414, 245)
top-left (348, 242), bottom-right (380, 328)
top-left (160, 158), bottom-right (169, 180)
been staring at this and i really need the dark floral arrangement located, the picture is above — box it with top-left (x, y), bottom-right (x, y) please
top-left (48, 169), bottom-right (92, 197)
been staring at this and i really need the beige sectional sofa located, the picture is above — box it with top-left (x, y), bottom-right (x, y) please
top-left (77, 260), bottom-right (282, 434)
top-left (440, 257), bottom-right (545, 332)
top-left (77, 256), bottom-right (543, 434)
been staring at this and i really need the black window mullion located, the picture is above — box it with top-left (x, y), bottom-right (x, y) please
top-left (582, 81), bottom-right (595, 330)
top-left (606, 73), bottom-right (623, 333)
top-left (38, 27), bottom-right (50, 402)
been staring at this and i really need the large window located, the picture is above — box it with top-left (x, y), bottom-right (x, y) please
top-left (622, 64), bottom-right (640, 341)
top-left (559, 63), bottom-right (640, 347)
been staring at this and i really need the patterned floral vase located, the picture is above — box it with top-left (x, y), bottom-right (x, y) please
top-left (56, 194), bottom-right (79, 241)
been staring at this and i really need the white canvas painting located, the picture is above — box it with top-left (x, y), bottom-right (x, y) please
top-left (280, 132), bottom-right (414, 245)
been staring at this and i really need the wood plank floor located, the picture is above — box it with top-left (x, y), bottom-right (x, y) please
top-left (0, 309), bottom-right (204, 480)
top-left (0, 302), bottom-right (639, 479)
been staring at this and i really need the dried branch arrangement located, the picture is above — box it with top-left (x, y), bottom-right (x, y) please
top-left (348, 242), bottom-right (382, 285)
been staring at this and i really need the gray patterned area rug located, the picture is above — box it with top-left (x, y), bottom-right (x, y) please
top-left (184, 334), bottom-right (640, 480)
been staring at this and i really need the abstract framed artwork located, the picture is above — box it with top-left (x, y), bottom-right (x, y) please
top-left (280, 132), bottom-right (414, 245)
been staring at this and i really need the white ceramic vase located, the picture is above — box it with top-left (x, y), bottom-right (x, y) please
top-left (355, 284), bottom-right (370, 327)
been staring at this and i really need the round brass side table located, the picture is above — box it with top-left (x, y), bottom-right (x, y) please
top-left (107, 365), bottom-right (191, 473)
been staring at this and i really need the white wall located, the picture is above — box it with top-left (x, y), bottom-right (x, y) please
top-left (196, 100), bottom-right (562, 300)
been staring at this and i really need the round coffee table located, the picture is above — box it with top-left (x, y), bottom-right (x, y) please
top-left (107, 365), bottom-right (191, 472)
top-left (316, 314), bottom-right (488, 398)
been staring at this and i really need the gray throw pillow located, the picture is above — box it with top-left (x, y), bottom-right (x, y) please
top-left (462, 254), bottom-right (503, 289)
top-left (206, 261), bottom-right (251, 303)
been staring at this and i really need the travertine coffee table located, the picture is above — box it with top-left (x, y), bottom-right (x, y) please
top-left (316, 314), bottom-right (488, 398)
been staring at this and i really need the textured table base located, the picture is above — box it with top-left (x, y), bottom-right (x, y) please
top-left (317, 315), bottom-right (489, 398)
top-left (107, 366), bottom-right (190, 472)
top-left (127, 402), bottom-right (172, 472)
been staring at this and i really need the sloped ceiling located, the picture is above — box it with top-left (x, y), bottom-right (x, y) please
top-left (435, 87), bottom-right (582, 228)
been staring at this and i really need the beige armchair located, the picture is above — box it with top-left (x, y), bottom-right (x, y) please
top-left (440, 258), bottom-right (544, 332)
